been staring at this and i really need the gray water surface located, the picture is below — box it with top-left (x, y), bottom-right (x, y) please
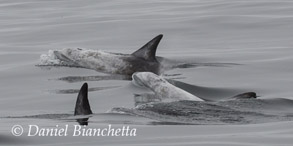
top-left (1, 0), bottom-right (293, 145)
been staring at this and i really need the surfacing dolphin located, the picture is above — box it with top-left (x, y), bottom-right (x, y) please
top-left (7, 83), bottom-right (293, 125)
top-left (5, 83), bottom-right (153, 125)
top-left (73, 82), bottom-right (293, 125)
top-left (40, 35), bottom-right (163, 76)
top-left (132, 72), bottom-right (204, 102)
top-left (72, 82), bottom-right (260, 125)
top-left (5, 83), bottom-right (94, 126)
top-left (131, 72), bottom-right (257, 103)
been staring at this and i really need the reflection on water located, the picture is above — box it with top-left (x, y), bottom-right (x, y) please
top-left (173, 62), bottom-right (241, 69)
top-left (5, 114), bottom-right (91, 126)
top-left (57, 75), bottom-right (131, 83)
top-left (51, 86), bottom-right (120, 94)
top-left (5, 114), bottom-right (72, 119)
top-left (76, 118), bottom-right (89, 126)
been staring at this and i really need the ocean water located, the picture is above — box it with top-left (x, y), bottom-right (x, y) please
top-left (1, 0), bottom-right (293, 145)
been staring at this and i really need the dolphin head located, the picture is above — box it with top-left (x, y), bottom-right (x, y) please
top-left (132, 72), bottom-right (166, 89)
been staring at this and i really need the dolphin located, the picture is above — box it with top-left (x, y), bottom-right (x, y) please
top-left (131, 72), bottom-right (258, 103)
top-left (74, 83), bottom-right (92, 116)
top-left (132, 72), bottom-right (204, 102)
top-left (72, 82), bottom-right (92, 125)
top-left (45, 34), bottom-right (163, 76)
top-left (72, 82), bottom-right (260, 125)
top-left (6, 82), bottom-right (293, 125)
top-left (73, 82), bottom-right (293, 125)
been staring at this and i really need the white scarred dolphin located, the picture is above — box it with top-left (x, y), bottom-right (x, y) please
top-left (131, 72), bottom-right (258, 104)
top-left (41, 35), bottom-right (163, 75)
top-left (132, 72), bottom-right (204, 102)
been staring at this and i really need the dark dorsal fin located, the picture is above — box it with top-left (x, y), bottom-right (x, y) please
top-left (231, 92), bottom-right (258, 99)
top-left (131, 34), bottom-right (163, 61)
top-left (74, 83), bottom-right (93, 115)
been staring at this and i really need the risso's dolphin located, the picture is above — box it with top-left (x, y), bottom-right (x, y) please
top-left (73, 82), bottom-right (93, 125)
top-left (131, 72), bottom-right (258, 103)
top-left (132, 72), bottom-right (204, 102)
top-left (73, 82), bottom-right (293, 125)
top-left (42, 35), bottom-right (163, 76)
top-left (5, 83), bottom-right (94, 125)
top-left (10, 83), bottom-right (293, 125)
top-left (74, 82), bottom-right (93, 116)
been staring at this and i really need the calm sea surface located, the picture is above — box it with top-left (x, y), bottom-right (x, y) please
top-left (1, 0), bottom-right (293, 145)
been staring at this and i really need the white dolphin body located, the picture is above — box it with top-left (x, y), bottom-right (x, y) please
top-left (132, 72), bottom-right (204, 101)
top-left (51, 48), bottom-right (129, 73)
top-left (39, 35), bottom-right (163, 75)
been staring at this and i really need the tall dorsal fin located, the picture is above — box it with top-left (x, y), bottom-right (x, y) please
top-left (132, 34), bottom-right (163, 61)
top-left (74, 83), bottom-right (93, 115)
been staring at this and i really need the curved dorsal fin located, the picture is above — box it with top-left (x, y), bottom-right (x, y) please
top-left (231, 92), bottom-right (258, 99)
top-left (74, 83), bottom-right (93, 115)
top-left (132, 34), bottom-right (163, 61)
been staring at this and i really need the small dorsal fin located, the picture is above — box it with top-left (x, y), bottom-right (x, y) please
top-left (132, 34), bottom-right (163, 61)
top-left (74, 83), bottom-right (93, 115)
top-left (231, 92), bottom-right (258, 99)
